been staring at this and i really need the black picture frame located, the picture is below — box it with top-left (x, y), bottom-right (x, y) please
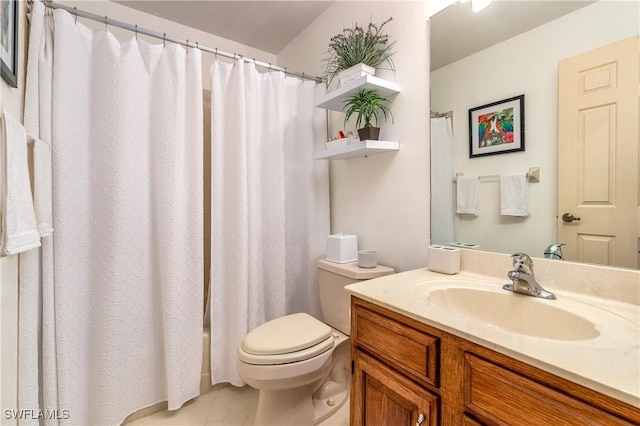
top-left (468, 94), bottom-right (525, 158)
top-left (1, 0), bottom-right (18, 88)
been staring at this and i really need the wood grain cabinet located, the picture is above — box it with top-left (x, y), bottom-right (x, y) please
top-left (350, 297), bottom-right (640, 426)
top-left (352, 350), bottom-right (438, 426)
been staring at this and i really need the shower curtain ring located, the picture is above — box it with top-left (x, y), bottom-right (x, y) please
top-left (186, 39), bottom-right (189, 54)
top-left (163, 33), bottom-right (166, 47)
top-left (104, 16), bottom-right (108, 32)
top-left (135, 24), bottom-right (138, 39)
top-left (73, 7), bottom-right (77, 24)
top-left (215, 48), bottom-right (218, 59)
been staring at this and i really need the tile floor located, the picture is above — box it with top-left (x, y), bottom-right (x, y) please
top-left (127, 385), bottom-right (350, 426)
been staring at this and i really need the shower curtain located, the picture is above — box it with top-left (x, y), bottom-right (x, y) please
top-left (19, 3), bottom-right (204, 424)
top-left (430, 116), bottom-right (455, 245)
top-left (210, 59), bottom-right (329, 385)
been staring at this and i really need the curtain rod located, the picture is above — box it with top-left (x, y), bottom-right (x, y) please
top-left (39, 0), bottom-right (323, 83)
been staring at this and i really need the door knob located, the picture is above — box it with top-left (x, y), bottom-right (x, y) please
top-left (562, 213), bottom-right (581, 223)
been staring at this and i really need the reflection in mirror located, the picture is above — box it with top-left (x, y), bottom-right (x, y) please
top-left (429, 0), bottom-right (640, 269)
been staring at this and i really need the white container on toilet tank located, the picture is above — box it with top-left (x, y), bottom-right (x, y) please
top-left (326, 233), bottom-right (358, 263)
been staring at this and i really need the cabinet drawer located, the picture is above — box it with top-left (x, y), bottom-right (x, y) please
top-left (352, 303), bottom-right (440, 387)
top-left (464, 353), bottom-right (633, 425)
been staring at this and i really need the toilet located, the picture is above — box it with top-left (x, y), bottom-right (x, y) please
top-left (237, 259), bottom-right (394, 426)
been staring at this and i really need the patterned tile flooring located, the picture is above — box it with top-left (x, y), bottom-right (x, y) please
top-left (127, 385), bottom-right (350, 426)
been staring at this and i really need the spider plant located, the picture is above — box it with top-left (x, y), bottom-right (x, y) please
top-left (323, 17), bottom-right (396, 85)
top-left (343, 89), bottom-right (394, 130)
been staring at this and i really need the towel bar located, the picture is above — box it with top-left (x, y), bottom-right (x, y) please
top-left (454, 167), bottom-right (540, 183)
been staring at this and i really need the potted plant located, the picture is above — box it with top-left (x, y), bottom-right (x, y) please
top-left (323, 17), bottom-right (396, 86)
top-left (343, 89), bottom-right (394, 141)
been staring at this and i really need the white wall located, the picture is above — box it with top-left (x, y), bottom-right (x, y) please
top-left (430, 0), bottom-right (639, 257)
top-left (278, 1), bottom-right (431, 272)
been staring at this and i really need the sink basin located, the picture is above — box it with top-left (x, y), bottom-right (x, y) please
top-left (427, 287), bottom-right (600, 341)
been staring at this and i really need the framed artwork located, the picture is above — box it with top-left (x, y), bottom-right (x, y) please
top-left (1, 0), bottom-right (18, 88)
top-left (468, 94), bottom-right (524, 158)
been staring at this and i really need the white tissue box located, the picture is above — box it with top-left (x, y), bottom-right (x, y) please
top-left (428, 245), bottom-right (460, 274)
top-left (326, 233), bottom-right (358, 263)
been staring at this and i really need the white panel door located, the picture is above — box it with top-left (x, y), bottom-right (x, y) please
top-left (558, 36), bottom-right (639, 268)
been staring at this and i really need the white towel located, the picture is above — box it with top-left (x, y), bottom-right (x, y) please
top-left (27, 134), bottom-right (53, 236)
top-left (456, 176), bottom-right (479, 215)
top-left (500, 173), bottom-right (529, 216)
top-left (1, 112), bottom-right (41, 255)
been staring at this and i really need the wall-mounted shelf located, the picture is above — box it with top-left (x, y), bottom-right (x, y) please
top-left (314, 75), bottom-right (400, 112)
top-left (313, 75), bottom-right (400, 160)
top-left (314, 140), bottom-right (399, 160)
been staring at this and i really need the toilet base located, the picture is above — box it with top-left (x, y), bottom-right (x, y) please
top-left (253, 379), bottom-right (348, 426)
top-left (254, 387), bottom-right (314, 426)
top-left (311, 379), bottom-right (349, 425)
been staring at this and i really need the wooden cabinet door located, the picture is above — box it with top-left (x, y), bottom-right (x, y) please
top-left (351, 350), bottom-right (438, 426)
top-left (463, 415), bottom-right (485, 426)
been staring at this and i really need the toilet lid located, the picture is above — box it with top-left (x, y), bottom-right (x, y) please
top-left (238, 335), bottom-right (335, 365)
top-left (241, 313), bottom-right (332, 356)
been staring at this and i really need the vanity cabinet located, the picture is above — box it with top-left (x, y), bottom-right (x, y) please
top-left (350, 297), bottom-right (640, 426)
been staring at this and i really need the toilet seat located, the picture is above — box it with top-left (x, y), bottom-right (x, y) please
top-left (239, 313), bottom-right (335, 365)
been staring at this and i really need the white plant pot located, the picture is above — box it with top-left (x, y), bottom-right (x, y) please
top-left (337, 63), bottom-right (375, 87)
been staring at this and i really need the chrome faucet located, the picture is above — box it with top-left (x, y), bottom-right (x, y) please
top-left (544, 243), bottom-right (565, 260)
top-left (503, 252), bottom-right (556, 300)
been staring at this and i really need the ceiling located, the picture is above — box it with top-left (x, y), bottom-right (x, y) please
top-left (115, 0), bottom-right (596, 62)
top-left (430, 0), bottom-right (596, 70)
top-left (114, 1), bottom-right (334, 54)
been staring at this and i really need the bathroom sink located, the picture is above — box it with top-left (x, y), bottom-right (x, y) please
top-left (426, 286), bottom-right (600, 341)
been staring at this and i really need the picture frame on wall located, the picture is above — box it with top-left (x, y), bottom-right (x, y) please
top-left (468, 94), bottom-right (524, 158)
top-left (1, 0), bottom-right (18, 88)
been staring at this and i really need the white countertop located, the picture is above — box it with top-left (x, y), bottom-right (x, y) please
top-left (345, 268), bottom-right (640, 408)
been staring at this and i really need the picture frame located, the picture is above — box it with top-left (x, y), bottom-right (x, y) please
top-left (1, 0), bottom-right (18, 88)
top-left (468, 94), bottom-right (524, 158)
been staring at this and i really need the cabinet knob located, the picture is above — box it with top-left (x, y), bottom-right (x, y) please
top-left (416, 413), bottom-right (425, 426)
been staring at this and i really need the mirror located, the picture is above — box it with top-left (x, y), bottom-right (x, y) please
top-left (429, 0), bottom-right (639, 269)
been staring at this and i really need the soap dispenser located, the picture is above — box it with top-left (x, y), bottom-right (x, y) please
top-left (544, 243), bottom-right (565, 260)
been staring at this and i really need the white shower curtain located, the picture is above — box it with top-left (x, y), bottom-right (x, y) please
top-left (430, 116), bottom-right (455, 245)
top-left (19, 3), bottom-right (204, 424)
top-left (210, 59), bottom-right (329, 385)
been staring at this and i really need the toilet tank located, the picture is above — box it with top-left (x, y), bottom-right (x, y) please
top-left (317, 259), bottom-right (394, 335)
